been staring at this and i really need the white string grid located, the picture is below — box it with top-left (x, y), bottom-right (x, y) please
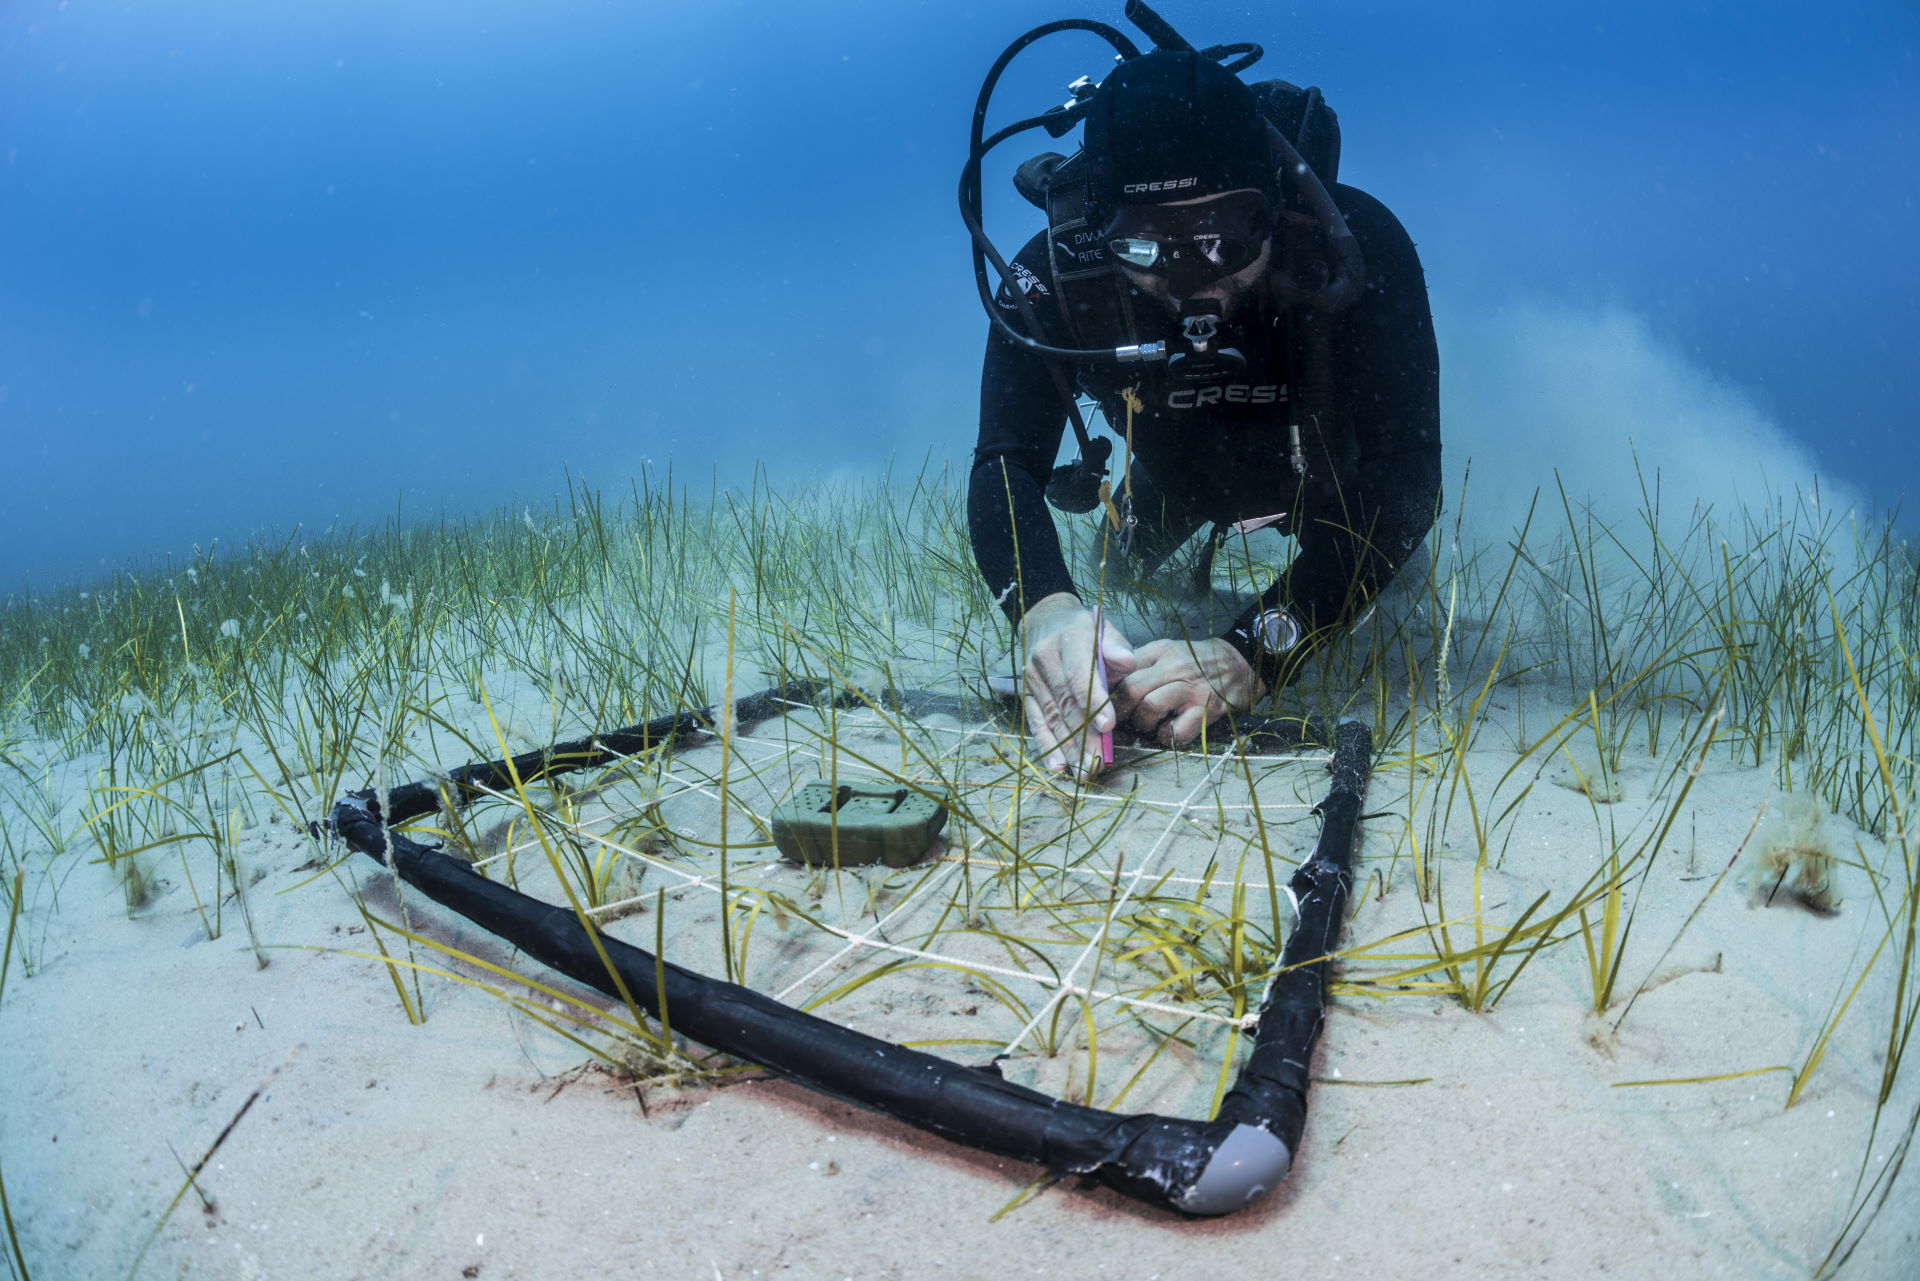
top-left (434, 704), bottom-right (1332, 1110)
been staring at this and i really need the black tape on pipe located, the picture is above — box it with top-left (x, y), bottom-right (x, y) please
top-left (1216, 718), bottom-right (1371, 1150)
top-left (323, 688), bottom-right (1371, 1215)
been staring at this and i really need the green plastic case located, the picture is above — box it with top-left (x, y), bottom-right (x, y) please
top-left (770, 780), bottom-right (949, 869)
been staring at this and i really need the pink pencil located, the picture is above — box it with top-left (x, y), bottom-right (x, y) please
top-left (1093, 607), bottom-right (1114, 768)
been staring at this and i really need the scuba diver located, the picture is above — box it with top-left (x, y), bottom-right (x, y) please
top-left (963, 7), bottom-right (1440, 776)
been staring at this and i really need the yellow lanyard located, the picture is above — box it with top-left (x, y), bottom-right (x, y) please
top-left (1099, 385), bottom-right (1144, 533)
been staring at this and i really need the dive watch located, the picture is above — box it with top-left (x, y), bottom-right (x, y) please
top-left (1227, 606), bottom-right (1304, 692)
top-left (1252, 608), bottom-right (1303, 657)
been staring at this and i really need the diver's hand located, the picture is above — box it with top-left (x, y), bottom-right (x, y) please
top-left (1018, 593), bottom-right (1138, 778)
top-left (1111, 638), bottom-right (1263, 746)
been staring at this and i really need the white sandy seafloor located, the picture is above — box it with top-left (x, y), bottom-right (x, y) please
top-left (4, 644), bottom-right (1919, 1281)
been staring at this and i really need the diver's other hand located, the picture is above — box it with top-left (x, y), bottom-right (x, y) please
top-left (1018, 593), bottom-right (1138, 778)
top-left (1111, 637), bottom-right (1262, 746)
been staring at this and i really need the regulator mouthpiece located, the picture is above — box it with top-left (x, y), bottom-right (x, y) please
top-left (1168, 300), bottom-right (1247, 383)
top-left (1180, 307), bottom-right (1220, 353)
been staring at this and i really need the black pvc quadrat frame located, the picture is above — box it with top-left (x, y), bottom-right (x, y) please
top-left (320, 681), bottom-right (1372, 1217)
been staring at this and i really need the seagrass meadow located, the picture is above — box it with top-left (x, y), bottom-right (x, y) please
top-left (1, 462), bottom-right (1917, 1279)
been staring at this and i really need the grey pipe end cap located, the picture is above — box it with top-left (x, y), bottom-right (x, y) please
top-left (1173, 1123), bottom-right (1293, 1215)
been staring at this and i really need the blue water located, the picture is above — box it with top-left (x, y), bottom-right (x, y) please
top-left (2, 0), bottom-right (1914, 589)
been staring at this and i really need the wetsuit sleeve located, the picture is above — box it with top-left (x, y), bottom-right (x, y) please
top-left (968, 232), bottom-right (1077, 625)
top-left (1229, 184), bottom-right (1442, 680)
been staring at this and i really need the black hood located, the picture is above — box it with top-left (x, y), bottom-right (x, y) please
top-left (1082, 50), bottom-right (1275, 221)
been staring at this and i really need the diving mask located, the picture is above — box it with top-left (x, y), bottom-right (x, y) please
top-left (1102, 190), bottom-right (1272, 290)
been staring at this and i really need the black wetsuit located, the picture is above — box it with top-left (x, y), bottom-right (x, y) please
top-left (967, 181), bottom-right (1441, 680)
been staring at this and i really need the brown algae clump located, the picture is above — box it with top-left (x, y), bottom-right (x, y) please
top-left (1747, 791), bottom-right (1843, 914)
